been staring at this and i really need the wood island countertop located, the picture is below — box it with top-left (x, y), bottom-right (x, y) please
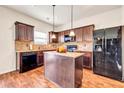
top-left (44, 51), bottom-right (84, 58)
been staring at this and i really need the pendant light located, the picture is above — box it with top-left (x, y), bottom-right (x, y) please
top-left (69, 5), bottom-right (75, 37)
top-left (51, 5), bottom-right (56, 39)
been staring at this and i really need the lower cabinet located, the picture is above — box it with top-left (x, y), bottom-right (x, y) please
top-left (83, 52), bottom-right (92, 69)
top-left (37, 51), bottom-right (44, 66)
top-left (17, 50), bottom-right (57, 73)
top-left (75, 51), bottom-right (92, 69)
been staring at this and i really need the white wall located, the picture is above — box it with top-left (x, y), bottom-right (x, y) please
top-left (0, 6), bottom-right (52, 74)
top-left (122, 6), bottom-right (124, 25)
top-left (56, 8), bottom-right (122, 31)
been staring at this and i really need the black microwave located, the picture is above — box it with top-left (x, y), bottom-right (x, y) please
top-left (64, 35), bottom-right (76, 42)
top-left (64, 35), bottom-right (71, 42)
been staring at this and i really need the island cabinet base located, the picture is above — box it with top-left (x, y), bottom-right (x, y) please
top-left (44, 52), bottom-right (83, 88)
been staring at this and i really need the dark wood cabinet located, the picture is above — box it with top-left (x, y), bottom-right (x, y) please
top-left (82, 25), bottom-right (94, 42)
top-left (83, 52), bottom-right (92, 69)
top-left (64, 30), bottom-right (70, 35)
top-left (75, 51), bottom-right (92, 69)
top-left (58, 31), bottom-right (65, 43)
top-left (26, 26), bottom-right (34, 41)
top-left (57, 25), bottom-right (94, 43)
top-left (74, 25), bottom-right (94, 42)
top-left (74, 28), bottom-right (83, 42)
top-left (16, 23), bottom-right (27, 41)
top-left (15, 21), bottom-right (34, 41)
top-left (49, 31), bottom-right (58, 43)
top-left (58, 32), bottom-right (62, 43)
top-left (49, 25), bottom-right (94, 43)
top-left (37, 51), bottom-right (44, 66)
top-left (57, 30), bottom-right (70, 43)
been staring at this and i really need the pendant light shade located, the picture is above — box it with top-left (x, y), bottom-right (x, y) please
top-left (69, 5), bottom-right (75, 37)
top-left (69, 30), bottom-right (75, 37)
top-left (51, 5), bottom-right (56, 39)
top-left (51, 33), bottom-right (56, 39)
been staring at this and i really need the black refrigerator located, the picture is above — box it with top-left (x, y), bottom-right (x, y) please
top-left (93, 26), bottom-right (122, 80)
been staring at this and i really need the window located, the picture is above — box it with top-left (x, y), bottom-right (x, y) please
top-left (34, 31), bottom-right (48, 44)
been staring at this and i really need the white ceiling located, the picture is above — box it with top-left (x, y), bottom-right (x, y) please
top-left (5, 5), bottom-right (121, 26)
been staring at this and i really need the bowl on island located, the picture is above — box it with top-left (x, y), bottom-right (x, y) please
top-left (56, 46), bottom-right (67, 53)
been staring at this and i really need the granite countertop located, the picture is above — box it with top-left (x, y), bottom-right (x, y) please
top-left (44, 51), bottom-right (84, 58)
top-left (74, 50), bottom-right (93, 52)
top-left (16, 48), bottom-right (56, 53)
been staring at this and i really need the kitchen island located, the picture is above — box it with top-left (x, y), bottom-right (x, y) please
top-left (44, 51), bottom-right (84, 88)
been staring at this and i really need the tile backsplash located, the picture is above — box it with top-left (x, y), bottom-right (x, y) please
top-left (15, 41), bottom-right (93, 52)
top-left (59, 41), bottom-right (93, 51)
top-left (15, 41), bottom-right (59, 51)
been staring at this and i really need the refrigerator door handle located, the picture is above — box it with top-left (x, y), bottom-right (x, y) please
top-left (105, 38), bottom-right (107, 52)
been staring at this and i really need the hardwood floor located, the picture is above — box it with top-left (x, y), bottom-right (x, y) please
top-left (0, 67), bottom-right (57, 88)
top-left (82, 69), bottom-right (124, 88)
top-left (0, 67), bottom-right (124, 88)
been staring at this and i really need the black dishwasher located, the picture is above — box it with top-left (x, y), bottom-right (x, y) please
top-left (20, 52), bottom-right (37, 73)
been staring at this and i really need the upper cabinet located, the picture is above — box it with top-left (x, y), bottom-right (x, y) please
top-left (15, 22), bottom-right (34, 41)
top-left (74, 28), bottom-right (83, 42)
top-left (82, 25), bottom-right (94, 42)
top-left (74, 25), bottom-right (94, 42)
top-left (64, 30), bottom-right (70, 35)
top-left (49, 31), bottom-right (58, 43)
top-left (58, 31), bottom-right (65, 43)
top-left (48, 25), bottom-right (94, 43)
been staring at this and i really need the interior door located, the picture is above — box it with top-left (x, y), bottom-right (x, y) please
top-left (104, 26), bottom-right (122, 80)
top-left (93, 29), bottom-right (105, 75)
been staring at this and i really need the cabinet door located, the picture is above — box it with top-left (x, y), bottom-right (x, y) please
top-left (58, 32), bottom-right (64, 43)
top-left (15, 24), bottom-right (19, 40)
top-left (83, 53), bottom-right (92, 69)
top-left (64, 30), bottom-right (70, 35)
top-left (61, 32), bottom-right (65, 43)
top-left (15, 22), bottom-right (34, 41)
top-left (49, 32), bottom-right (52, 43)
top-left (18, 24), bottom-right (27, 41)
top-left (75, 56), bottom-right (83, 87)
top-left (26, 26), bottom-right (34, 41)
top-left (37, 52), bottom-right (44, 66)
top-left (82, 26), bottom-right (94, 41)
top-left (54, 33), bottom-right (58, 43)
top-left (49, 32), bottom-right (58, 43)
top-left (74, 28), bottom-right (83, 42)
top-left (58, 32), bottom-right (61, 43)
